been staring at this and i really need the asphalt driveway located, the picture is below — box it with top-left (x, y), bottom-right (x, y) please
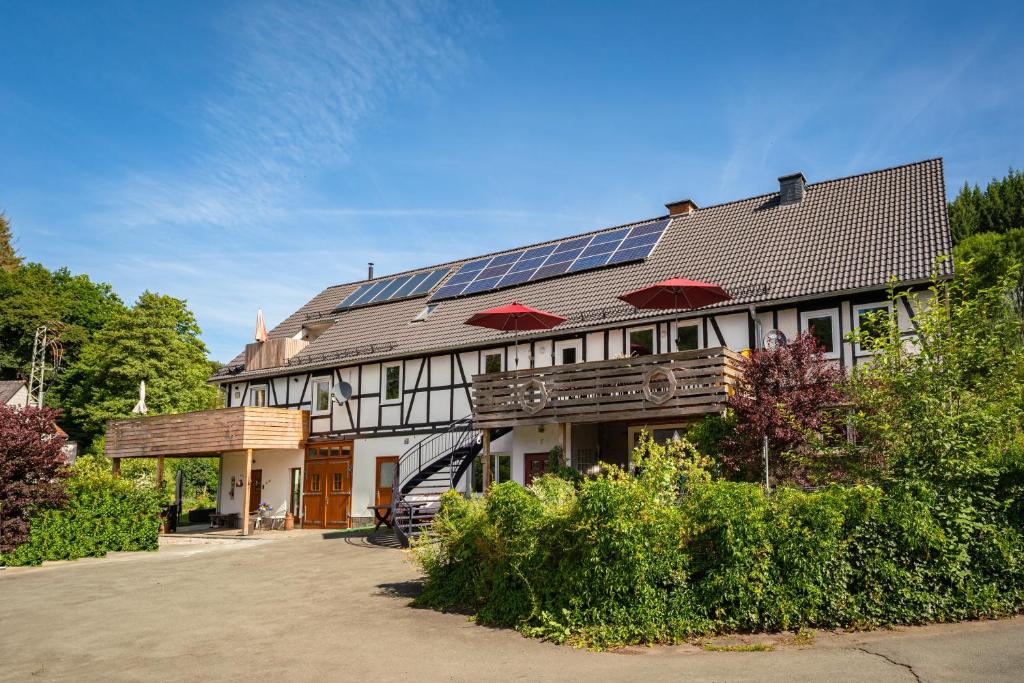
top-left (2, 530), bottom-right (1022, 682)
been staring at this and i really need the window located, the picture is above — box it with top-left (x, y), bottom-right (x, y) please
top-left (332, 472), bottom-right (342, 492)
top-left (673, 321), bottom-right (700, 351)
top-left (854, 302), bottom-right (893, 355)
top-left (249, 385), bottom-right (267, 407)
top-left (311, 473), bottom-right (321, 492)
top-left (312, 377), bottom-right (331, 415)
top-left (471, 453), bottom-right (512, 493)
top-left (289, 468), bottom-right (301, 516)
top-left (628, 327), bottom-right (655, 357)
top-left (800, 309), bottom-right (840, 359)
top-left (484, 352), bottom-right (503, 374)
top-left (383, 363), bottom-right (401, 403)
top-left (555, 339), bottom-right (582, 365)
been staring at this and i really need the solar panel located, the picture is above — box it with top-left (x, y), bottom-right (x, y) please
top-left (429, 219), bottom-right (669, 302)
top-left (335, 267), bottom-right (451, 311)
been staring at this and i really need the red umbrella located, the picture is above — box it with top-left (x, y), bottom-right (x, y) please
top-left (465, 302), bottom-right (567, 368)
top-left (617, 277), bottom-right (731, 310)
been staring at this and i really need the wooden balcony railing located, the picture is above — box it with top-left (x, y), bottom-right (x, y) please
top-left (105, 406), bottom-right (309, 458)
top-left (471, 347), bottom-right (743, 429)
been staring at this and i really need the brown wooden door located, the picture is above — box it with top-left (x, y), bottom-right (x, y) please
top-left (524, 453), bottom-right (548, 485)
top-left (302, 463), bottom-right (326, 527)
top-left (325, 459), bottom-right (352, 528)
top-left (302, 458), bottom-right (352, 529)
top-left (375, 456), bottom-right (398, 506)
top-left (248, 469), bottom-right (263, 513)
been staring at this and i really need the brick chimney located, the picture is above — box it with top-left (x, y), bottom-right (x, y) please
top-left (778, 172), bottom-right (806, 205)
top-left (665, 198), bottom-right (698, 216)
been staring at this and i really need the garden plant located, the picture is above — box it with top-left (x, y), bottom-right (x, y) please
top-left (413, 269), bottom-right (1024, 648)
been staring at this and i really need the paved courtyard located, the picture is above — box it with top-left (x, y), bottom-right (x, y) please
top-left (2, 529), bottom-right (1023, 682)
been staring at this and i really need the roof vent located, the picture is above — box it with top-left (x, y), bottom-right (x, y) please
top-left (778, 172), bottom-right (806, 205)
top-left (665, 198), bottom-right (698, 216)
top-left (367, 262), bottom-right (375, 279)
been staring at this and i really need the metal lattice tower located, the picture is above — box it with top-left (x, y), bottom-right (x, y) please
top-left (27, 324), bottom-right (64, 408)
top-left (28, 326), bottom-right (48, 408)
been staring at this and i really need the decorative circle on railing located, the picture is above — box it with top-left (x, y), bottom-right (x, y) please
top-left (517, 378), bottom-right (549, 414)
top-left (642, 366), bottom-right (677, 405)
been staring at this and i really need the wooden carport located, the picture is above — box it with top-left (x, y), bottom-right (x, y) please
top-left (105, 407), bottom-right (309, 535)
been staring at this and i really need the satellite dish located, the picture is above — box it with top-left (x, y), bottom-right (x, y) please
top-left (764, 329), bottom-right (788, 350)
top-left (331, 381), bottom-right (353, 404)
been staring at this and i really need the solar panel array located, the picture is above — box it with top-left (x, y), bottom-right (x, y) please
top-left (334, 268), bottom-right (451, 311)
top-left (430, 219), bottom-right (669, 301)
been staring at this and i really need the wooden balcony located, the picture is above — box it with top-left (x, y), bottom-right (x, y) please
top-left (105, 406), bottom-right (309, 458)
top-left (472, 347), bottom-right (742, 429)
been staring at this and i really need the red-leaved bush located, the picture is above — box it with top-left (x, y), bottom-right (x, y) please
top-left (723, 333), bottom-right (846, 484)
top-left (0, 405), bottom-right (69, 554)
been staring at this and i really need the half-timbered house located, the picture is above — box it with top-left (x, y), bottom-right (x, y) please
top-left (106, 158), bottom-right (953, 539)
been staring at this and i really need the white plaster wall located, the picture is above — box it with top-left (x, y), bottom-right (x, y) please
top-left (776, 308), bottom-right (799, 341)
top-left (511, 425), bottom-right (561, 485)
top-left (608, 329), bottom-right (625, 358)
top-left (714, 312), bottom-right (751, 351)
top-left (351, 434), bottom-right (418, 514)
top-left (586, 332), bottom-right (604, 361)
top-left (218, 449), bottom-right (303, 517)
top-left (533, 339), bottom-right (553, 367)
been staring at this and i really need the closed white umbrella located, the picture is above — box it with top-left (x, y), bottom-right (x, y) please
top-left (131, 380), bottom-right (147, 415)
top-left (255, 308), bottom-right (268, 343)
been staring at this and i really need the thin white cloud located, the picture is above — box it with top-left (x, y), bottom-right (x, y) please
top-left (94, 0), bottom-right (482, 229)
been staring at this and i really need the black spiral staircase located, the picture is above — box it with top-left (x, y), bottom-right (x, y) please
top-left (391, 416), bottom-right (510, 546)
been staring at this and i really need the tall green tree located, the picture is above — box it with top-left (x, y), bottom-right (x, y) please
top-left (948, 168), bottom-right (1024, 243)
top-left (57, 292), bottom-right (220, 445)
top-left (954, 228), bottom-right (1024, 323)
top-left (0, 212), bottom-right (21, 273)
top-left (0, 263), bottom-right (124, 381)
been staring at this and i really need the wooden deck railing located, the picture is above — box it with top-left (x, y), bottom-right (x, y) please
top-left (105, 406), bottom-right (309, 458)
top-left (472, 347), bottom-right (743, 428)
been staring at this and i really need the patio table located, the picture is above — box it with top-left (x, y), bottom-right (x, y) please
top-left (368, 504), bottom-right (393, 531)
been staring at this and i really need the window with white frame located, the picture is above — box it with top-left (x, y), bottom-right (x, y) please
top-left (249, 384), bottom-right (267, 407)
top-left (383, 363), bottom-right (402, 403)
top-left (672, 320), bottom-right (701, 351)
top-left (483, 352), bottom-right (503, 374)
top-left (555, 339), bottom-right (582, 365)
top-left (311, 377), bottom-right (331, 415)
top-left (853, 302), bottom-right (893, 355)
top-left (628, 326), bottom-right (656, 357)
top-left (800, 308), bottom-right (840, 359)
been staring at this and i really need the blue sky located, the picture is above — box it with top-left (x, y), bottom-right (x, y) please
top-left (2, 0), bottom-right (1023, 362)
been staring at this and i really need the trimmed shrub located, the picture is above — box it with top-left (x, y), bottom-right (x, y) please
top-left (413, 437), bottom-right (1024, 648)
top-left (1, 455), bottom-right (162, 566)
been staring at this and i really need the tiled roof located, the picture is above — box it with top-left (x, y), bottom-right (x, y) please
top-left (214, 158), bottom-right (952, 381)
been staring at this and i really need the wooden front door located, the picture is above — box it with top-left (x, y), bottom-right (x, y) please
top-left (248, 469), bottom-right (263, 513)
top-left (302, 442), bottom-right (353, 529)
top-left (524, 453), bottom-right (548, 485)
top-left (375, 456), bottom-right (398, 506)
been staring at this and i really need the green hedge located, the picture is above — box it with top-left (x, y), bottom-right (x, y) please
top-left (413, 440), bottom-right (1024, 648)
top-left (1, 458), bottom-right (162, 566)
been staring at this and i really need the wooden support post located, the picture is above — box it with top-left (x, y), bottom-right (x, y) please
top-left (156, 456), bottom-right (164, 490)
top-left (111, 457), bottom-right (121, 478)
top-left (561, 423), bottom-right (570, 468)
top-left (215, 455), bottom-right (223, 514)
top-left (242, 448), bottom-right (253, 536)
top-left (481, 429), bottom-right (492, 491)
